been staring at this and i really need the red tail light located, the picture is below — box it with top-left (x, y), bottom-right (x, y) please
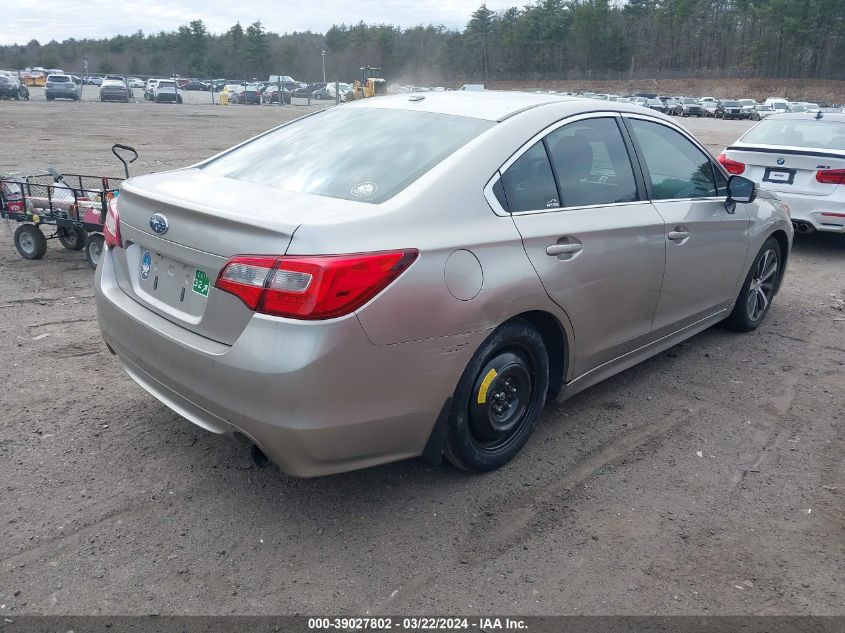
top-left (815, 169), bottom-right (845, 185)
top-left (718, 153), bottom-right (746, 175)
top-left (104, 197), bottom-right (121, 248)
top-left (215, 250), bottom-right (419, 320)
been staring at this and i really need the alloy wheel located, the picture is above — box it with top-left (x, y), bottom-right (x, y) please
top-left (746, 248), bottom-right (778, 321)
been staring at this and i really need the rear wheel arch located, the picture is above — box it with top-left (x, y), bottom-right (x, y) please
top-left (508, 310), bottom-right (569, 401)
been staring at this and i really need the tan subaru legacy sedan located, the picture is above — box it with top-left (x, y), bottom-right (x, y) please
top-left (95, 92), bottom-right (793, 476)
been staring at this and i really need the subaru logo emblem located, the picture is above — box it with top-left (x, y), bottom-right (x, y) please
top-left (777, 158), bottom-right (785, 165)
top-left (149, 213), bottom-right (168, 235)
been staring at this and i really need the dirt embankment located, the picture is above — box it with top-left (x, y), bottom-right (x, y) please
top-left (473, 78), bottom-right (845, 103)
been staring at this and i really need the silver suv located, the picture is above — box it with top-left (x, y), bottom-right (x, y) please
top-left (95, 93), bottom-right (793, 476)
top-left (45, 74), bottom-right (82, 101)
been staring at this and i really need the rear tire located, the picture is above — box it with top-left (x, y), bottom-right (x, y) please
top-left (444, 319), bottom-right (549, 472)
top-left (85, 234), bottom-right (104, 269)
top-left (14, 224), bottom-right (48, 260)
top-left (725, 237), bottom-right (782, 332)
top-left (58, 226), bottom-right (87, 250)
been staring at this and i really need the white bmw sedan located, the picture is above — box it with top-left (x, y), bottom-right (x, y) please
top-left (720, 112), bottom-right (845, 235)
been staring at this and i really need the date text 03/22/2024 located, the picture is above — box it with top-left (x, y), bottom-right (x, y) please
top-left (307, 617), bottom-right (528, 630)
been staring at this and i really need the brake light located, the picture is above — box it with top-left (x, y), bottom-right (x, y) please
top-left (820, 212), bottom-right (845, 218)
top-left (103, 197), bottom-right (121, 248)
top-left (718, 153), bottom-right (745, 175)
top-left (815, 169), bottom-right (845, 185)
top-left (215, 250), bottom-right (419, 320)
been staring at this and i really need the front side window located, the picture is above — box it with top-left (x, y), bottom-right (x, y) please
top-left (545, 118), bottom-right (639, 207)
top-left (500, 141), bottom-right (560, 212)
top-left (627, 119), bottom-right (717, 200)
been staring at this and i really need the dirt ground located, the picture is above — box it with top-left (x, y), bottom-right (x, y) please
top-left (0, 98), bottom-right (843, 617)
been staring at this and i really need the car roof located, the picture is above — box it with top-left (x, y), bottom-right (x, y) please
top-left (347, 91), bottom-right (579, 121)
top-left (344, 91), bottom-right (683, 125)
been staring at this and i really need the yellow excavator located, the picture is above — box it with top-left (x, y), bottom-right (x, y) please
top-left (348, 66), bottom-right (387, 100)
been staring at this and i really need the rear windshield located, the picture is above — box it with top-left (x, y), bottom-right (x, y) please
top-left (202, 107), bottom-right (494, 203)
top-left (48, 75), bottom-right (70, 82)
top-left (722, 101), bottom-right (740, 107)
top-left (683, 99), bottom-right (697, 104)
top-left (158, 81), bottom-right (176, 87)
top-left (741, 119), bottom-right (845, 150)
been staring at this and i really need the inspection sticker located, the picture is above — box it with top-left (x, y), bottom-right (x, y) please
top-left (192, 269), bottom-right (210, 297)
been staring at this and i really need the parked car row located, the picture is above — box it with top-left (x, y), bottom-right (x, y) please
top-left (215, 80), bottom-right (353, 105)
top-left (559, 92), bottom-right (843, 122)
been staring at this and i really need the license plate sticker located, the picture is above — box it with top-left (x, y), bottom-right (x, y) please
top-left (140, 251), bottom-right (152, 280)
top-left (192, 269), bottom-right (210, 297)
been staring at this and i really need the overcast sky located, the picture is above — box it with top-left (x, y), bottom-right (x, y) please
top-left (1, 1), bottom-right (519, 45)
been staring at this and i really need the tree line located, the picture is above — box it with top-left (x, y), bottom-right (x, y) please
top-left (1, 1), bottom-right (843, 82)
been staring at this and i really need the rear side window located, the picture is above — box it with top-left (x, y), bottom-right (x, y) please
top-left (546, 118), bottom-right (638, 207)
top-left (500, 141), bottom-right (559, 212)
top-left (628, 119), bottom-right (717, 200)
top-left (203, 107), bottom-right (493, 204)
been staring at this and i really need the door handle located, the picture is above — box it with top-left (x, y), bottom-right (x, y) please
top-left (546, 243), bottom-right (583, 256)
top-left (667, 230), bottom-right (690, 242)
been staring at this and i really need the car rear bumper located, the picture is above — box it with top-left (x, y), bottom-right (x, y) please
top-left (95, 248), bottom-right (481, 476)
top-left (775, 191), bottom-right (845, 233)
top-left (45, 89), bottom-right (77, 98)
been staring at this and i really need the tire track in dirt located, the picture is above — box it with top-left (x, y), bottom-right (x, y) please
top-left (367, 403), bottom-right (698, 612)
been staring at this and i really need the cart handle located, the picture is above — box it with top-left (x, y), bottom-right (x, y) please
top-left (112, 144), bottom-right (138, 179)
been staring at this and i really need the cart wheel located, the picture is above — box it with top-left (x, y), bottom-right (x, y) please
top-left (14, 224), bottom-right (48, 260)
top-left (58, 226), bottom-right (87, 251)
top-left (86, 234), bottom-right (105, 269)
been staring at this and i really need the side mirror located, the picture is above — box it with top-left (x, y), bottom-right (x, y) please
top-left (726, 175), bottom-right (756, 204)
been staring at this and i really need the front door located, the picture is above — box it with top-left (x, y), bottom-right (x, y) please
top-left (624, 116), bottom-right (750, 332)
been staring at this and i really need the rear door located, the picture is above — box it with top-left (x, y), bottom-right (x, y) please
top-left (624, 116), bottom-right (750, 333)
top-left (506, 114), bottom-right (666, 376)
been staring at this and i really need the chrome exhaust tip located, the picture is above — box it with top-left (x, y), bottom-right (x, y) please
top-left (792, 221), bottom-right (815, 235)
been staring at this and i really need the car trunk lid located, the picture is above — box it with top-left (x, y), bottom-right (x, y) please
top-left (725, 145), bottom-right (845, 196)
top-left (110, 168), bottom-right (349, 344)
